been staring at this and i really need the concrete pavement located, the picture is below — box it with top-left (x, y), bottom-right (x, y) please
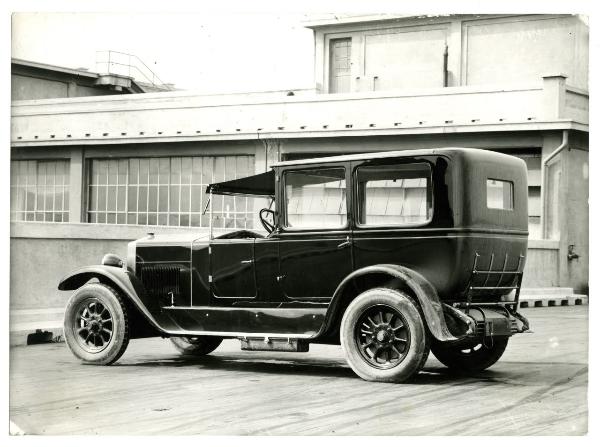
top-left (9, 305), bottom-right (588, 435)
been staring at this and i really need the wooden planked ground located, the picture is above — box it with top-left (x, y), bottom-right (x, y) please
top-left (9, 306), bottom-right (588, 435)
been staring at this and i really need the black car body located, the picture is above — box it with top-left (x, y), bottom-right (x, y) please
top-left (59, 148), bottom-right (530, 382)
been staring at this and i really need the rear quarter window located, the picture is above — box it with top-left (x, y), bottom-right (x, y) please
top-left (487, 179), bottom-right (514, 210)
top-left (356, 163), bottom-right (432, 226)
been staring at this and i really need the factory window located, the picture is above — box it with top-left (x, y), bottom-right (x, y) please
top-left (10, 159), bottom-right (70, 222)
top-left (87, 155), bottom-right (255, 229)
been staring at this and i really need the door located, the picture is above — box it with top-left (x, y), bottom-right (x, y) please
top-left (329, 38), bottom-right (352, 93)
top-left (278, 165), bottom-right (353, 299)
top-left (210, 239), bottom-right (257, 299)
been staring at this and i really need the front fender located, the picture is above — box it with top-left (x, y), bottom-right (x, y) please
top-left (58, 265), bottom-right (164, 333)
top-left (326, 264), bottom-right (470, 342)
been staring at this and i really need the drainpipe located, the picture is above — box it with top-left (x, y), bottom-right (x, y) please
top-left (540, 130), bottom-right (569, 239)
top-left (208, 190), bottom-right (213, 241)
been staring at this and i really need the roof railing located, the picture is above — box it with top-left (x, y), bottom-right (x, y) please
top-left (95, 50), bottom-right (171, 89)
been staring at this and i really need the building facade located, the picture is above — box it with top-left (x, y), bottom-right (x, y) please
top-left (10, 14), bottom-right (589, 310)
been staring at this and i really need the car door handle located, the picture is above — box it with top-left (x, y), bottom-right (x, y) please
top-left (240, 260), bottom-right (253, 264)
top-left (337, 236), bottom-right (351, 249)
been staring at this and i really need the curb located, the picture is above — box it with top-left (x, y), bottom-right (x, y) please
top-left (519, 295), bottom-right (588, 308)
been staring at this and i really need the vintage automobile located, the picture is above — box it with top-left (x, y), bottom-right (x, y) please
top-left (59, 148), bottom-right (530, 382)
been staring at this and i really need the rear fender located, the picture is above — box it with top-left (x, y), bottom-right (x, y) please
top-left (326, 264), bottom-right (471, 342)
top-left (58, 265), bottom-right (164, 334)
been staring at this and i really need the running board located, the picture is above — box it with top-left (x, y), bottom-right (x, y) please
top-left (240, 337), bottom-right (309, 352)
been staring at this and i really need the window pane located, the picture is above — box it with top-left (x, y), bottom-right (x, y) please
top-left (180, 214), bottom-right (190, 227)
top-left (159, 158), bottom-right (170, 184)
top-left (181, 157), bottom-right (192, 184)
top-left (55, 187), bottom-right (63, 210)
top-left (202, 157), bottom-right (213, 185)
top-left (118, 159), bottom-right (128, 185)
top-left (129, 159), bottom-right (139, 184)
top-left (169, 186), bottom-right (179, 212)
top-left (10, 159), bottom-right (70, 222)
top-left (107, 186), bottom-right (116, 211)
top-left (148, 186), bottom-right (158, 212)
top-left (191, 186), bottom-right (202, 212)
top-left (357, 163), bottom-right (432, 226)
top-left (27, 161), bottom-right (36, 186)
top-left (127, 186), bottom-right (138, 212)
top-left (45, 162), bottom-right (55, 186)
top-left (149, 158), bottom-right (159, 184)
top-left (45, 188), bottom-right (54, 211)
top-left (285, 168), bottom-right (346, 229)
top-left (181, 185), bottom-right (190, 213)
top-left (117, 186), bottom-right (126, 212)
top-left (84, 155), bottom-right (255, 229)
top-left (214, 157), bottom-right (225, 182)
top-left (63, 187), bottom-right (69, 210)
top-left (170, 157), bottom-right (181, 184)
top-left (108, 160), bottom-right (118, 185)
top-left (158, 186), bottom-right (169, 212)
top-left (139, 159), bottom-right (149, 184)
top-left (138, 186), bottom-right (148, 212)
top-left (192, 158), bottom-right (203, 184)
top-left (97, 186), bottom-right (107, 211)
top-left (487, 179), bottom-right (514, 210)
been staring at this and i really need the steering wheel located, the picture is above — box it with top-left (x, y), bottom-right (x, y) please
top-left (259, 208), bottom-right (276, 233)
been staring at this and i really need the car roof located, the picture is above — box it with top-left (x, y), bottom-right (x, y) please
top-left (271, 147), bottom-right (496, 168)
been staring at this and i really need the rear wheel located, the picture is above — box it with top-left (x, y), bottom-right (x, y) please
top-left (170, 336), bottom-right (223, 356)
top-left (340, 288), bottom-right (430, 383)
top-left (63, 283), bottom-right (129, 365)
top-left (431, 337), bottom-right (509, 372)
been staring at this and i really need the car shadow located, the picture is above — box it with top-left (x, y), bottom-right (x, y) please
top-left (117, 353), bottom-right (357, 379)
top-left (114, 352), bottom-right (515, 384)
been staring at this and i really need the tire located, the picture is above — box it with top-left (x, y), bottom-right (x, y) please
top-left (340, 288), bottom-right (430, 383)
top-left (170, 336), bottom-right (223, 356)
top-left (431, 337), bottom-right (509, 373)
top-left (63, 283), bottom-right (130, 365)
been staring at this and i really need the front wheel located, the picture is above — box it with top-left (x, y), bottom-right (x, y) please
top-left (63, 283), bottom-right (130, 365)
top-left (431, 337), bottom-right (509, 373)
top-left (340, 288), bottom-right (430, 383)
top-left (170, 336), bottom-right (223, 356)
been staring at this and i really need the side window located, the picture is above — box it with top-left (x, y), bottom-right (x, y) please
top-left (284, 167), bottom-right (347, 229)
top-left (356, 163), bottom-right (432, 226)
top-left (487, 179), bottom-right (514, 210)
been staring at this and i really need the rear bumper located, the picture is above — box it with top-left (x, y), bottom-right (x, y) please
top-left (442, 303), bottom-right (530, 342)
top-left (466, 306), bottom-right (529, 337)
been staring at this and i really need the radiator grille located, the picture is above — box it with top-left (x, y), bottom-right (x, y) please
top-left (138, 264), bottom-right (182, 305)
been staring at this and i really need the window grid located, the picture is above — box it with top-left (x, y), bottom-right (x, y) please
top-left (87, 156), bottom-right (255, 229)
top-left (10, 160), bottom-right (70, 223)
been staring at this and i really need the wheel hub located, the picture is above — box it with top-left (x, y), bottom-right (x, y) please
top-left (89, 319), bottom-right (101, 333)
top-left (74, 299), bottom-right (114, 352)
top-left (355, 305), bottom-right (411, 369)
top-left (375, 326), bottom-right (393, 344)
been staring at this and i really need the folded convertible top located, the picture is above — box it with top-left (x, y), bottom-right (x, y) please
top-left (206, 170), bottom-right (275, 197)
